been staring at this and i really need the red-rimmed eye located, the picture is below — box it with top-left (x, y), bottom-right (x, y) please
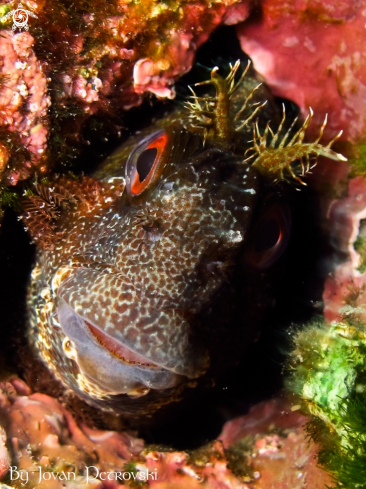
top-left (243, 204), bottom-right (291, 270)
top-left (126, 131), bottom-right (169, 196)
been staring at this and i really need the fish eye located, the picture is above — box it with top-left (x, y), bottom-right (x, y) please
top-left (243, 204), bottom-right (291, 270)
top-left (126, 130), bottom-right (169, 196)
top-left (136, 148), bottom-right (158, 182)
top-left (253, 217), bottom-right (281, 252)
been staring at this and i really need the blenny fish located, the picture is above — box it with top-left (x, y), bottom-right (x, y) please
top-left (23, 62), bottom-right (346, 414)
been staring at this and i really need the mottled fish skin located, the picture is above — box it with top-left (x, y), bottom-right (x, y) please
top-left (28, 120), bottom-right (267, 413)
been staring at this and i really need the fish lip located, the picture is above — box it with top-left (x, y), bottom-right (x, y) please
top-left (55, 269), bottom-right (210, 379)
top-left (58, 301), bottom-right (178, 374)
top-left (56, 300), bottom-right (183, 395)
top-left (83, 318), bottom-right (164, 370)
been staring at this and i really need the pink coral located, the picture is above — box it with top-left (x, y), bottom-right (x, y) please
top-left (0, 0), bottom-right (253, 184)
top-left (0, 30), bottom-right (50, 183)
top-left (0, 377), bottom-right (330, 489)
top-left (1, 0), bottom-right (364, 190)
top-left (324, 176), bottom-right (366, 323)
top-left (132, 3), bottom-right (250, 99)
top-left (236, 0), bottom-right (366, 142)
top-left (0, 425), bottom-right (10, 480)
top-left (220, 398), bottom-right (332, 489)
top-left (0, 377), bottom-right (142, 488)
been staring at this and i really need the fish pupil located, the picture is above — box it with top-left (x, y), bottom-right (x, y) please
top-left (136, 148), bottom-right (158, 182)
top-left (253, 217), bottom-right (281, 253)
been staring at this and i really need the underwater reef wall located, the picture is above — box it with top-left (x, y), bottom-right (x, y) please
top-left (0, 0), bottom-right (252, 191)
top-left (0, 377), bottom-right (331, 488)
top-left (0, 0), bottom-right (364, 201)
top-left (237, 0), bottom-right (366, 143)
top-left (0, 31), bottom-right (49, 185)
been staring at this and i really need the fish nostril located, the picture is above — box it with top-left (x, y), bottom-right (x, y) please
top-left (62, 337), bottom-right (77, 360)
top-left (128, 386), bottom-right (151, 398)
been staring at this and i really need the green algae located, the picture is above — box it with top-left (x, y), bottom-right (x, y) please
top-left (350, 143), bottom-right (366, 176)
top-left (225, 437), bottom-right (255, 483)
top-left (122, 461), bottom-right (147, 487)
top-left (288, 318), bottom-right (366, 488)
top-left (0, 187), bottom-right (20, 211)
top-left (354, 228), bottom-right (366, 274)
top-left (286, 136), bottom-right (366, 488)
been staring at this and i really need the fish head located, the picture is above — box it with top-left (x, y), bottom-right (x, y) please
top-left (33, 123), bottom-right (291, 410)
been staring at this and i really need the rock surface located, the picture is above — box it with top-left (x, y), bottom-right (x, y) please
top-left (0, 0), bottom-right (252, 185)
top-left (0, 377), bottom-right (330, 488)
top-left (0, 30), bottom-right (49, 184)
top-left (237, 0), bottom-right (366, 143)
top-left (324, 175), bottom-right (366, 323)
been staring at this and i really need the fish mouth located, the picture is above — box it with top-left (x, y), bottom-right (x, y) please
top-left (85, 320), bottom-right (160, 368)
top-left (56, 300), bottom-right (182, 397)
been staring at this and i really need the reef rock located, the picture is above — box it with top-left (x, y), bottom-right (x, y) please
top-left (237, 0), bottom-right (366, 143)
top-left (0, 30), bottom-right (49, 185)
top-left (219, 398), bottom-right (332, 489)
top-left (324, 175), bottom-right (366, 323)
top-left (0, 0), bottom-right (252, 188)
top-left (0, 377), bottom-right (330, 488)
